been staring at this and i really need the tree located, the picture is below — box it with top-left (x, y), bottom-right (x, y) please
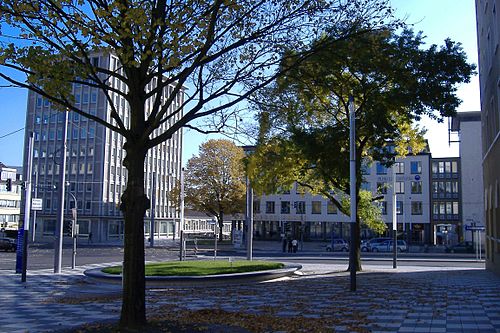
top-left (248, 28), bottom-right (475, 271)
top-left (0, 0), bottom-right (398, 328)
top-left (175, 139), bottom-right (245, 241)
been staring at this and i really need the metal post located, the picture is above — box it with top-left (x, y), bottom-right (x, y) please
top-left (21, 133), bottom-right (34, 282)
top-left (179, 230), bottom-right (184, 261)
top-left (54, 110), bottom-right (68, 274)
top-left (32, 171), bottom-right (38, 242)
top-left (150, 172), bottom-right (155, 248)
top-left (179, 168), bottom-right (185, 253)
top-left (246, 176), bottom-right (253, 261)
top-left (348, 95), bottom-right (356, 291)
top-left (392, 164), bottom-right (397, 269)
top-left (214, 221), bottom-right (218, 260)
top-left (70, 207), bottom-right (77, 269)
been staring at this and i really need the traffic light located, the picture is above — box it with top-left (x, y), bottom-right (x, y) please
top-left (6, 178), bottom-right (11, 191)
top-left (64, 220), bottom-right (74, 237)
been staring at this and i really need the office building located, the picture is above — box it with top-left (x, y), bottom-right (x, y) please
top-left (476, 0), bottom-right (500, 275)
top-left (430, 157), bottom-right (461, 245)
top-left (253, 148), bottom-right (432, 244)
top-left (22, 53), bottom-right (183, 243)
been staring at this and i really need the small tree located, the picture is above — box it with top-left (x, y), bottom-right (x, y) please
top-left (175, 139), bottom-right (246, 241)
top-left (0, 0), bottom-right (398, 328)
top-left (248, 28), bottom-right (475, 271)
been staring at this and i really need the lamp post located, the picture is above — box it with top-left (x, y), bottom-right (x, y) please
top-left (179, 167), bottom-right (185, 261)
top-left (392, 163), bottom-right (397, 269)
top-left (54, 110), bottom-right (68, 274)
top-left (348, 95), bottom-right (357, 291)
top-left (66, 190), bottom-right (78, 269)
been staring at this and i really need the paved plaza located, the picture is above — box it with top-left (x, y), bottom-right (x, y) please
top-left (0, 261), bottom-right (499, 332)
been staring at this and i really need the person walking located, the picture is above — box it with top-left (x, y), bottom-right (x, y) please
top-left (292, 239), bottom-right (298, 253)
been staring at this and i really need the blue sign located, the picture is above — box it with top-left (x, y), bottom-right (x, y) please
top-left (414, 175), bottom-right (421, 181)
top-left (465, 225), bottom-right (485, 231)
top-left (15, 228), bottom-right (24, 273)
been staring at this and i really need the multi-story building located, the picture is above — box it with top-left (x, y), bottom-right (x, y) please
top-left (430, 157), bottom-right (461, 245)
top-left (253, 149), bottom-right (432, 244)
top-left (476, 0), bottom-right (500, 275)
top-left (450, 112), bottom-right (485, 244)
top-left (23, 53), bottom-right (184, 243)
top-left (0, 163), bottom-right (22, 233)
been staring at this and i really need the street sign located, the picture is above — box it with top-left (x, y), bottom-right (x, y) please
top-left (414, 175), bottom-right (421, 181)
top-left (31, 198), bottom-right (43, 211)
top-left (465, 225), bottom-right (485, 231)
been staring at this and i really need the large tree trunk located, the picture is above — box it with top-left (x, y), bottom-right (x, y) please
top-left (119, 143), bottom-right (148, 328)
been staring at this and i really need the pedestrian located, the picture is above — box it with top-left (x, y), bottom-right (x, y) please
top-left (288, 239), bottom-right (293, 253)
top-left (292, 239), bottom-right (298, 253)
top-left (282, 238), bottom-right (287, 253)
top-left (88, 232), bottom-right (92, 244)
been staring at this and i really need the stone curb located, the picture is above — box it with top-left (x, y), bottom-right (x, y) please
top-left (84, 263), bottom-right (302, 288)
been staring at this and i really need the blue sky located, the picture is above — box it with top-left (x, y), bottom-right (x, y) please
top-left (0, 0), bottom-right (479, 167)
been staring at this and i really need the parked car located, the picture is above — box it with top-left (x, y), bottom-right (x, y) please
top-left (326, 239), bottom-right (349, 252)
top-left (0, 237), bottom-right (17, 252)
top-left (363, 237), bottom-right (392, 252)
top-left (445, 242), bottom-right (474, 253)
top-left (371, 240), bottom-right (408, 253)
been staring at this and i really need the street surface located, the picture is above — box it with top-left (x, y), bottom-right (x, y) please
top-left (0, 240), bottom-right (485, 271)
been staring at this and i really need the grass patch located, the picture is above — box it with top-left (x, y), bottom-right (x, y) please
top-left (102, 260), bottom-right (284, 276)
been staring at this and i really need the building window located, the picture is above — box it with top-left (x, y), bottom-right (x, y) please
top-left (311, 201), bottom-right (322, 214)
top-left (295, 201), bottom-right (305, 214)
top-left (379, 201), bottom-right (387, 215)
top-left (361, 182), bottom-right (371, 191)
top-left (265, 201), bottom-right (275, 214)
top-left (411, 181), bottom-right (422, 194)
top-left (411, 201), bottom-right (423, 215)
top-left (361, 162), bottom-right (371, 175)
top-left (253, 200), bottom-right (260, 214)
top-left (280, 201), bottom-right (290, 214)
top-left (43, 219), bottom-right (56, 235)
top-left (377, 182), bottom-right (387, 194)
top-left (395, 181), bottom-right (405, 194)
top-left (410, 161), bottom-right (422, 174)
top-left (327, 201), bottom-right (338, 214)
top-left (396, 201), bottom-right (403, 215)
top-left (394, 162), bottom-right (404, 174)
top-left (376, 163), bottom-right (387, 175)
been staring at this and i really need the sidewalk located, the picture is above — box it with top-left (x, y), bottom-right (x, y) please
top-left (0, 261), bottom-right (499, 332)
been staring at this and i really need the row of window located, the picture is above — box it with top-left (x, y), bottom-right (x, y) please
top-left (34, 147), bottom-right (95, 159)
top-left (378, 201), bottom-right (423, 215)
top-left (254, 200), bottom-right (339, 215)
top-left (33, 127), bottom-right (95, 141)
top-left (432, 201), bottom-right (460, 216)
top-left (431, 181), bottom-right (459, 194)
top-left (362, 161), bottom-right (423, 175)
top-left (374, 181), bottom-right (423, 194)
top-left (431, 161), bottom-right (458, 174)
top-left (0, 199), bottom-right (21, 208)
top-left (33, 162), bottom-right (93, 176)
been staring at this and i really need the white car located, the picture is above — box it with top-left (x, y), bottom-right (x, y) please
top-left (370, 240), bottom-right (407, 253)
top-left (326, 239), bottom-right (349, 252)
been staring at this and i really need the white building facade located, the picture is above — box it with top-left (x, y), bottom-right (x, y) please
top-left (253, 151), bottom-right (432, 244)
top-left (0, 164), bottom-right (22, 233)
top-left (23, 53), bottom-right (183, 243)
top-left (451, 112), bottom-right (485, 243)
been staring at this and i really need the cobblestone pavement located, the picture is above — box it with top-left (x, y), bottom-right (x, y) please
top-left (0, 262), bottom-right (499, 333)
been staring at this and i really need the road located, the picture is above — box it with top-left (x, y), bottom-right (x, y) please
top-left (0, 242), bottom-right (485, 271)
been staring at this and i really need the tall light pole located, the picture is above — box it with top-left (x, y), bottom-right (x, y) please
top-left (54, 110), bottom-right (68, 274)
top-left (149, 172), bottom-right (156, 248)
top-left (242, 146), bottom-right (255, 261)
top-left (21, 132), bottom-right (34, 282)
top-left (392, 163), bottom-right (397, 269)
top-left (179, 167), bottom-right (185, 261)
top-left (348, 95), bottom-right (357, 291)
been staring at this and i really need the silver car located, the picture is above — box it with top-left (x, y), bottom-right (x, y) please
top-left (371, 240), bottom-right (408, 252)
top-left (326, 239), bottom-right (349, 252)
